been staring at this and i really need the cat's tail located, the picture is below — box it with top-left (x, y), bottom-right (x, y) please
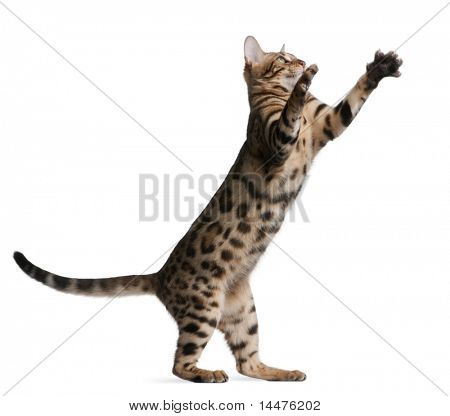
top-left (13, 251), bottom-right (158, 297)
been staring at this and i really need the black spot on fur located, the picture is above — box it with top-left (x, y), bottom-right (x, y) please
top-left (248, 324), bottom-right (258, 335)
top-left (186, 312), bottom-right (209, 323)
top-left (255, 228), bottom-right (266, 242)
top-left (53, 275), bottom-right (70, 290)
top-left (210, 262), bottom-right (225, 278)
top-left (181, 262), bottom-right (196, 274)
top-left (77, 279), bottom-right (94, 291)
top-left (186, 246), bottom-right (196, 257)
top-left (201, 238), bottom-right (215, 254)
top-left (189, 230), bottom-right (198, 242)
top-left (207, 221), bottom-right (223, 234)
top-left (241, 177), bottom-right (262, 199)
top-left (236, 203), bottom-right (249, 218)
top-left (314, 103), bottom-right (327, 117)
top-left (223, 227), bottom-right (231, 240)
top-left (201, 290), bottom-right (213, 298)
top-left (34, 268), bottom-right (49, 283)
top-left (229, 341), bottom-right (247, 352)
top-left (182, 343), bottom-right (198, 355)
top-left (261, 211), bottom-right (273, 221)
top-left (237, 222), bottom-right (251, 234)
top-left (270, 192), bottom-right (292, 205)
top-left (340, 100), bottom-right (353, 127)
top-left (191, 295), bottom-right (201, 304)
top-left (183, 323), bottom-right (200, 333)
top-left (201, 261), bottom-right (210, 270)
top-left (218, 189), bottom-right (233, 213)
top-left (221, 250), bottom-right (233, 261)
top-left (249, 244), bottom-right (268, 255)
top-left (290, 168), bottom-right (299, 180)
top-left (323, 128), bottom-right (335, 140)
top-left (229, 238), bottom-right (244, 248)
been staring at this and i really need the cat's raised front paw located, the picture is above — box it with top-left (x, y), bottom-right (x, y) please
top-left (296, 64), bottom-right (319, 93)
top-left (366, 50), bottom-right (403, 89)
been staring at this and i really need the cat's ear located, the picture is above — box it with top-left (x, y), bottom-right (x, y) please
top-left (280, 44), bottom-right (285, 53)
top-left (244, 36), bottom-right (265, 65)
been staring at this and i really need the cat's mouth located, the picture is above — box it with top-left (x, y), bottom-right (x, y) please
top-left (289, 60), bottom-right (306, 77)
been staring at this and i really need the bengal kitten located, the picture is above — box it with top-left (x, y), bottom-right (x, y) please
top-left (14, 36), bottom-right (402, 383)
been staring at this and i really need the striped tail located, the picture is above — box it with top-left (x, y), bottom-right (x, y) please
top-left (13, 252), bottom-right (157, 296)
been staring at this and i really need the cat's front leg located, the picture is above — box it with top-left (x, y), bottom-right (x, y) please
top-left (268, 64), bottom-right (318, 165)
top-left (307, 50), bottom-right (402, 153)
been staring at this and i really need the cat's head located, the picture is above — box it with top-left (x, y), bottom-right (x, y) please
top-left (243, 36), bottom-right (306, 92)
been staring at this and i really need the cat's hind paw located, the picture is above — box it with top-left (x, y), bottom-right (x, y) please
top-left (173, 366), bottom-right (229, 383)
top-left (239, 363), bottom-right (307, 382)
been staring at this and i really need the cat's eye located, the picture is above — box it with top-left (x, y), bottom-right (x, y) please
top-left (277, 56), bottom-right (287, 63)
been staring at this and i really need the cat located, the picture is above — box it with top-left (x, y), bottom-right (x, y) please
top-left (14, 36), bottom-right (402, 383)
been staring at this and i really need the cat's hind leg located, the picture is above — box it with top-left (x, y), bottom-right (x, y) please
top-left (219, 280), bottom-right (306, 382)
top-left (172, 301), bottom-right (228, 383)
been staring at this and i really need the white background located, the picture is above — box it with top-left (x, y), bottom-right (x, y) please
top-left (1, 0), bottom-right (449, 414)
